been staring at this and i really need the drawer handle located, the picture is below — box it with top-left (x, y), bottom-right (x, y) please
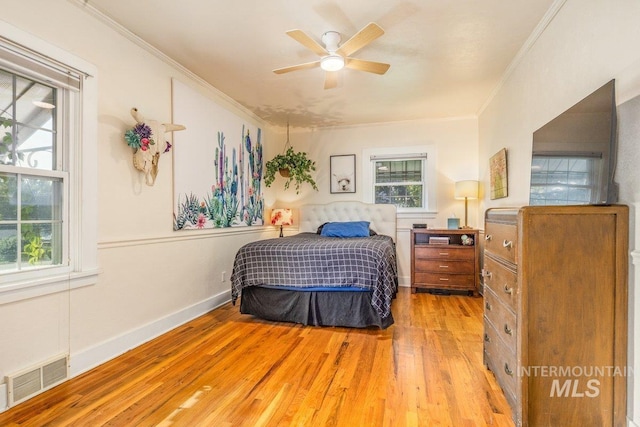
top-left (485, 234), bottom-right (492, 241)
top-left (484, 333), bottom-right (491, 343)
top-left (504, 363), bottom-right (514, 376)
top-left (439, 252), bottom-right (449, 256)
top-left (503, 284), bottom-right (513, 295)
top-left (503, 240), bottom-right (513, 248)
top-left (504, 324), bottom-right (513, 336)
top-left (484, 270), bottom-right (492, 280)
top-left (485, 301), bottom-right (492, 311)
top-left (439, 265), bottom-right (449, 269)
top-left (439, 278), bottom-right (449, 281)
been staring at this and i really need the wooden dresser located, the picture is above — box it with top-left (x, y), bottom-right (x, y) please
top-left (483, 205), bottom-right (628, 426)
top-left (411, 228), bottom-right (480, 294)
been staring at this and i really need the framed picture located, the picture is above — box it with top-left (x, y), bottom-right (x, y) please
top-left (490, 148), bottom-right (508, 199)
top-left (330, 154), bottom-right (356, 193)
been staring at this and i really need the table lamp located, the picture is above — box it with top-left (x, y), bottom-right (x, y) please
top-left (270, 208), bottom-right (293, 237)
top-left (454, 180), bottom-right (478, 229)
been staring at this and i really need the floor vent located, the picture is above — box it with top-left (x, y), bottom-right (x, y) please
top-left (6, 355), bottom-right (69, 408)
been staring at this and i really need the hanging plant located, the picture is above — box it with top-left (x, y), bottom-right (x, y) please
top-left (264, 124), bottom-right (318, 194)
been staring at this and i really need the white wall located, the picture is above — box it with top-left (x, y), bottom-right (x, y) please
top-left (0, 0), bottom-right (478, 410)
top-left (271, 117), bottom-right (480, 285)
top-left (0, 0), bottom-right (280, 408)
top-left (478, 0), bottom-right (640, 425)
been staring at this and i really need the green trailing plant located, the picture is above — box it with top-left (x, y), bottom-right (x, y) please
top-left (264, 146), bottom-right (318, 194)
top-left (264, 123), bottom-right (317, 194)
top-left (23, 236), bottom-right (48, 265)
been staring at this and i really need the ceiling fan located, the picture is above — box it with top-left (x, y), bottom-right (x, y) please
top-left (273, 22), bottom-right (390, 89)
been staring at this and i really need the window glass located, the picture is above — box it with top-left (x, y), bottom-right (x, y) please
top-left (0, 67), bottom-right (64, 273)
top-left (0, 172), bottom-right (17, 220)
top-left (373, 158), bottom-right (425, 209)
top-left (0, 224), bottom-right (17, 271)
top-left (1, 71), bottom-right (56, 170)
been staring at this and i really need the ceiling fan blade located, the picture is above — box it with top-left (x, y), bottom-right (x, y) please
top-left (345, 58), bottom-right (390, 75)
top-left (336, 22), bottom-right (384, 57)
top-left (286, 29), bottom-right (328, 56)
top-left (273, 61), bottom-right (320, 74)
top-left (324, 71), bottom-right (338, 89)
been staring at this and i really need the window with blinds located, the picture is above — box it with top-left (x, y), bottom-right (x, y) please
top-left (371, 154), bottom-right (427, 209)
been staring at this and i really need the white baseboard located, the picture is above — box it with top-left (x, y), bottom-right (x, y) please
top-left (69, 290), bottom-right (231, 379)
top-left (0, 383), bottom-right (6, 413)
top-left (398, 275), bottom-right (410, 287)
top-left (629, 417), bottom-right (639, 427)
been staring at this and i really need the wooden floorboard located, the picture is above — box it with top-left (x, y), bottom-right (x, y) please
top-left (0, 288), bottom-right (514, 426)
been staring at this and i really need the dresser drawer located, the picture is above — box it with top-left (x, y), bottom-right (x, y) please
top-left (484, 319), bottom-right (517, 402)
top-left (484, 287), bottom-right (517, 349)
top-left (414, 272), bottom-right (475, 288)
top-left (484, 222), bottom-right (517, 264)
top-left (483, 255), bottom-right (517, 311)
top-left (414, 246), bottom-right (474, 261)
top-left (414, 259), bottom-right (475, 274)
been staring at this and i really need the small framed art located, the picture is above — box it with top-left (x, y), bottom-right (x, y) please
top-left (330, 154), bottom-right (356, 193)
top-left (490, 148), bottom-right (508, 199)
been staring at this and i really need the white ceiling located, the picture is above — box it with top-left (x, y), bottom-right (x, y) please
top-left (82, 0), bottom-right (557, 129)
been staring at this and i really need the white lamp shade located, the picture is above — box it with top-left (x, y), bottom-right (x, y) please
top-left (454, 180), bottom-right (479, 199)
top-left (270, 208), bottom-right (293, 226)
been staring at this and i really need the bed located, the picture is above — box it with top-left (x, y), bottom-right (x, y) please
top-left (230, 201), bottom-right (398, 328)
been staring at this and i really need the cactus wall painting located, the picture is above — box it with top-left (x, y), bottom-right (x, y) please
top-left (171, 79), bottom-right (263, 230)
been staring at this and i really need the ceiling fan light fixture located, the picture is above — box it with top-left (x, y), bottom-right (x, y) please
top-left (320, 54), bottom-right (345, 72)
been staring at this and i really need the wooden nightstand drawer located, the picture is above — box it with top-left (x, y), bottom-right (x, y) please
top-left (414, 246), bottom-right (474, 261)
top-left (414, 272), bottom-right (475, 287)
top-left (414, 259), bottom-right (475, 274)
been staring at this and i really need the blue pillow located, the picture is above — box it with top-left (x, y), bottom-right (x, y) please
top-left (320, 221), bottom-right (371, 238)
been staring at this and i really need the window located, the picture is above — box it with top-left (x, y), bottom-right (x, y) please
top-left (529, 155), bottom-right (602, 205)
top-left (373, 157), bottom-right (425, 208)
top-left (0, 68), bottom-right (67, 273)
top-left (362, 146), bottom-right (437, 214)
top-left (0, 22), bottom-right (98, 301)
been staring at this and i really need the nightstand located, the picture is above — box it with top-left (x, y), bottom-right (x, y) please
top-left (410, 228), bottom-right (480, 295)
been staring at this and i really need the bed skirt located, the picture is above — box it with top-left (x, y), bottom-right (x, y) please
top-left (239, 286), bottom-right (394, 329)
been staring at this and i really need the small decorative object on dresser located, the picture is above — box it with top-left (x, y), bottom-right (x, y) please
top-left (483, 205), bottom-right (628, 426)
top-left (411, 228), bottom-right (480, 295)
top-left (447, 217), bottom-right (460, 229)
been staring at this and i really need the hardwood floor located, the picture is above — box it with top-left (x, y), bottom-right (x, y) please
top-left (0, 288), bottom-right (513, 426)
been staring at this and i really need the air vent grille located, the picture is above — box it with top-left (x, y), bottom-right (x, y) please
top-left (6, 355), bottom-right (68, 407)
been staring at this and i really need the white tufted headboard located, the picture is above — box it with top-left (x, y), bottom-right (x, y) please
top-left (299, 201), bottom-right (397, 242)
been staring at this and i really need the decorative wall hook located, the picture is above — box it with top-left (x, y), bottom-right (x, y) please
top-left (124, 107), bottom-right (185, 186)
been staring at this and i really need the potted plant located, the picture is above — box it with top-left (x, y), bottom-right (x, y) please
top-left (264, 146), bottom-right (318, 194)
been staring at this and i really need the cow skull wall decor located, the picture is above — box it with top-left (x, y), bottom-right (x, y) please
top-left (125, 107), bottom-right (185, 186)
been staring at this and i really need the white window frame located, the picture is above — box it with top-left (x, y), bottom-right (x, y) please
top-left (362, 145), bottom-right (437, 216)
top-left (0, 21), bottom-right (98, 304)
